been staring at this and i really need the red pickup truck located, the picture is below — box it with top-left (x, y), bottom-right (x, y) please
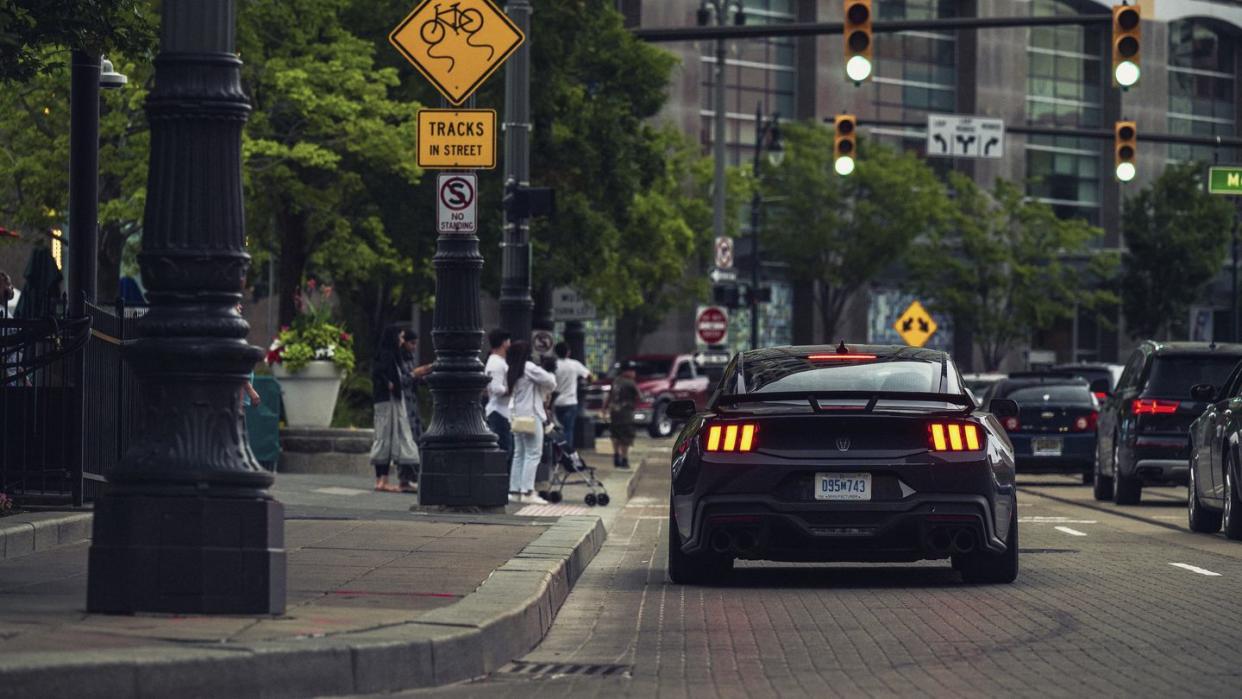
top-left (581, 354), bottom-right (715, 438)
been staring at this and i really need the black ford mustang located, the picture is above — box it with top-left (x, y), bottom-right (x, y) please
top-left (665, 345), bottom-right (1020, 585)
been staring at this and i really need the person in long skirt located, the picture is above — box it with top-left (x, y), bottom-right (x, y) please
top-left (397, 327), bottom-right (432, 490)
top-left (606, 366), bottom-right (640, 469)
top-left (371, 325), bottom-right (419, 492)
top-left (506, 341), bottom-right (556, 504)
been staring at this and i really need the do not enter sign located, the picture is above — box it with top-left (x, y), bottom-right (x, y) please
top-left (696, 306), bottom-right (729, 346)
top-left (437, 173), bottom-right (477, 234)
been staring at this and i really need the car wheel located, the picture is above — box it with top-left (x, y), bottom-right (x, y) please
top-left (648, 402), bottom-right (674, 439)
top-left (1113, 440), bottom-right (1142, 505)
top-left (1188, 455), bottom-right (1222, 533)
top-left (666, 507), bottom-right (732, 585)
top-left (1224, 454), bottom-right (1242, 541)
top-left (1093, 439), bottom-right (1114, 501)
top-left (957, 503), bottom-right (1018, 584)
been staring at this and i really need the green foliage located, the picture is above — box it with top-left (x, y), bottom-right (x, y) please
top-left (0, 0), bottom-right (155, 84)
top-left (1120, 162), bottom-right (1235, 339)
top-left (761, 123), bottom-right (950, 341)
top-left (908, 174), bottom-right (1113, 370)
top-left (268, 281), bottom-right (356, 374)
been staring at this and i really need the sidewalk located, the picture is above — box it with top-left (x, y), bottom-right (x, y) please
top-left (0, 440), bottom-right (666, 698)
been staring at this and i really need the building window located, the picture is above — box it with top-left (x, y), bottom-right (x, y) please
top-left (872, 0), bottom-right (957, 120)
top-left (1168, 20), bottom-right (1238, 163)
top-left (1025, 0), bottom-right (1105, 226)
top-left (700, 0), bottom-right (796, 166)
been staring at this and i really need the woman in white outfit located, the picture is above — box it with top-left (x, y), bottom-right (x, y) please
top-left (505, 340), bottom-right (556, 504)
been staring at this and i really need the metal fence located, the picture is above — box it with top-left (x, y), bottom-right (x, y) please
top-left (0, 300), bottom-right (145, 505)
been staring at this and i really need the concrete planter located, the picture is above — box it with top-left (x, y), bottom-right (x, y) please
top-left (272, 360), bottom-right (343, 428)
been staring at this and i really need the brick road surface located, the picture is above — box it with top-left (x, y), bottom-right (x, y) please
top-left (387, 471), bottom-right (1242, 698)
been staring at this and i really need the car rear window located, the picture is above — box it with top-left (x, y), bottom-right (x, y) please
top-left (1054, 368), bottom-right (1112, 389)
top-left (1006, 385), bottom-right (1093, 406)
top-left (743, 359), bottom-right (941, 394)
top-left (1146, 355), bottom-right (1241, 397)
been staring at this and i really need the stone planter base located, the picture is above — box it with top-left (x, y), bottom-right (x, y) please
top-left (279, 427), bottom-right (374, 475)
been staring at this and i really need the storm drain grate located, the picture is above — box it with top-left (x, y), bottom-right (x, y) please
top-left (1020, 548), bottom-right (1078, 554)
top-left (503, 661), bottom-right (632, 678)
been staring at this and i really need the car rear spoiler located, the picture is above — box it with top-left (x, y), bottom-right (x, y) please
top-left (713, 390), bottom-right (975, 415)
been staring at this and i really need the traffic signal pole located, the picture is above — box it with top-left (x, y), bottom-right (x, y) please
top-left (633, 14), bottom-right (1114, 43)
top-left (500, 0), bottom-right (533, 342)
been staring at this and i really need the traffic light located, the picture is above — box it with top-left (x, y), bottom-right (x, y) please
top-left (843, 0), bottom-right (873, 83)
top-left (1114, 120), bottom-right (1137, 182)
top-left (1112, 4), bottom-right (1141, 87)
top-left (833, 114), bottom-right (857, 176)
top-left (503, 181), bottom-right (555, 219)
top-left (713, 284), bottom-right (741, 309)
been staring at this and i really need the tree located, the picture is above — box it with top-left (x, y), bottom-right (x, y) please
top-left (1120, 162), bottom-right (1234, 339)
top-left (761, 123), bottom-right (950, 342)
top-left (0, 1), bottom-right (154, 84)
top-left (237, 0), bottom-right (421, 328)
top-left (907, 174), bottom-right (1113, 370)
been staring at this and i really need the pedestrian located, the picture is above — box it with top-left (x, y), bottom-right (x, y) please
top-left (506, 340), bottom-right (556, 503)
top-left (237, 303), bottom-right (261, 409)
top-left (606, 365), bottom-right (640, 469)
top-left (398, 327), bottom-right (433, 488)
top-left (370, 325), bottom-right (419, 493)
top-left (484, 328), bottom-right (513, 461)
top-left (0, 270), bottom-right (19, 319)
top-left (552, 342), bottom-right (593, 453)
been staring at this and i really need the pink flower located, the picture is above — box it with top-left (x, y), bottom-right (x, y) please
top-left (322, 285), bottom-right (333, 298)
top-left (307, 278), bottom-right (317, 291)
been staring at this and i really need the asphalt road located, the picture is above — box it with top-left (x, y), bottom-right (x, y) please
top-left (391, 471), bottom-right (1242, 698)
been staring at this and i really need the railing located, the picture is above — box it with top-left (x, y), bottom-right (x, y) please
top-left (0, 299), bottom-right (145, 505)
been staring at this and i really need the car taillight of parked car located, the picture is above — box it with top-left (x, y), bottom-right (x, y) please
top-left (927, 422), bottom-right (984, 452)
top-left (1072, 411), bottom-right (1099, 432)
top-left (704, 423), bottom-right (758, 452)
top-left (1093, 392), bottom-right (1108, 401)
top-left (1131, 399), bottom-right (1179, 415)
top-left (1002, 416), bottom-right (1020, 432)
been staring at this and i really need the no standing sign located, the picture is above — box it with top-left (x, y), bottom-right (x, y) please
top-left (437, 173), bottom-right (478, 233)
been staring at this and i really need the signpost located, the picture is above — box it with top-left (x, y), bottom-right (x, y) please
top-left (709, 268), bottom-right (737, 284)
top-left (715, 236), bottom-right (734, 270)
top-left (696, 306), bottom-right (729, 346)
top-left (531, 328), bottom-right (555, 357)
top-left (437, 174), bottom-right (477, 233)
top-left (1209, 166), bottom-right (1242, 342)
top-left (418, 110), bottom-right (496, 169)
top-left (389, 0), bottom-right (524, 508)
top-left (552, 287), bottom-right (596, 322)
top-left (894, 300), bottom-right (938, 348)
top-left (926, 114), bottom-right (1005, 159)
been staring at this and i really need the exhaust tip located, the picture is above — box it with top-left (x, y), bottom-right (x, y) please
top-left (929, 528), bottom-right (952, 552)
top-left (950, 529), bottom-right (976, 554)
top-left (710, 529), bottom-right (733, 553)
top-left (733, 529), bottom-right (758, 552)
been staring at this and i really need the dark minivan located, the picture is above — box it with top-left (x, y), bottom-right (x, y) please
top-left (984, 374), bottom-right (1098, 483)
top-left (1095, 341), bottom-right (1242, 504)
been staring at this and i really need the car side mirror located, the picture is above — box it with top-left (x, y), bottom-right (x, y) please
top-left (1191, 383), bottom-right (1217, 402)
top-left (666, 399), bottom-right (696, 420)
top-left (988, 398), bottom-right (1019, 419)
top-left (1089, 378), bottom-right (1111, 396)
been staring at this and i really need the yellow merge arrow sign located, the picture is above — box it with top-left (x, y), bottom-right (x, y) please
top-left (894, 300), bottom-right (938, 348)
top-left (389, 0), bottom-right (525, 106)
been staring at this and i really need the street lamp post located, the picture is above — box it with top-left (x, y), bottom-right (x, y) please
top-left (87, 0), bottom-right (285, 614)
top-left (749, 104), bottom-right (782, 351)
top-left (699, 1), bottom-right (744, 246)
top-left (499, 0), bottom-right (534, 342)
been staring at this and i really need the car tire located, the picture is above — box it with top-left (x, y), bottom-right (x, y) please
top-left (1224, 454), bottom-right (1242, 541)
top-left (956, 504), bottom-right (1018, 585)
top-left (648, 402), bottom-right (674, 439)
top-left (1093, 440), bottom-right (1114, 501)
top-left (1112, 440), bottom-right (1142, 505)
top-left (1187, 456), bottom-right (1222, 533)
top-left (1082, 469), bottom-right (1094, 486)
top-left (666, 507), bottom-right (732, 585)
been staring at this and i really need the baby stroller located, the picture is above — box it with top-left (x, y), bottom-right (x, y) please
top-left (540, 425), bottom-right (610, 507)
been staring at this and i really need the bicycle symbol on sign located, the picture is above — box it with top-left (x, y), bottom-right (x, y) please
top-left (420, 2), bottom-right (495, 73)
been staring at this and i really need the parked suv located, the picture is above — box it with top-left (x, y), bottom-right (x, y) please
top-left (581, 354), bottom-right (712, 438)
top-left (1095, 341), bottom-right (1242, 504)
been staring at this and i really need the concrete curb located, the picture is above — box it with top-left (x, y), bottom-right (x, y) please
top-left (0, 513), bottom-right (607, 698)
top-left (0, 512), bottom-right (92, 561)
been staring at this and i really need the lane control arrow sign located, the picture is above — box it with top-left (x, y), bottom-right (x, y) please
top-left (893, 300), bottom-right (938, 348)
top-left (389, 0), bottom-right (524, 106)
top-left (926, 114), bottom-right (1004, 160)
top-left (437, 173), bottom-right (478, 234)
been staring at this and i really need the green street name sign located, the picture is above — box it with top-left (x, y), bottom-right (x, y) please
top-left (1209, 166), bottom-right (1242, 195)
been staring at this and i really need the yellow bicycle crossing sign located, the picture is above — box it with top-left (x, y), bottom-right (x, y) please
top-left (389, 0), bottom-right (525, 106)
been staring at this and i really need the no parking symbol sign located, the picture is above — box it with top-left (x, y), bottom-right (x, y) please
top-left (437, 173), bottom-right (477, 233)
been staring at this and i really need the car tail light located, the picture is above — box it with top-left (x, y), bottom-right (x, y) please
top-left (928, 422), bottom-right (983, 452)
top-left (1093, 392), bottom-right (1109, 401)
top-left (1002, 416), bottom-right (1020, 432)
top-left (806, 353), bottom-right (877, 361)
top-left (704, 423), bottom-right (758, 452)
top-left (1131, 399), bottom-right (1179, 415)
top-left (1073, 411), bottom-right (1099, 432)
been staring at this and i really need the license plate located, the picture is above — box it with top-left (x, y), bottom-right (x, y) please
top-left (815, 473), bottom-right (871, 501)
top-left (1032, 437), bottom-right (1063, 457)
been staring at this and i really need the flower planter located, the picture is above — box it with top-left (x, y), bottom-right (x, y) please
top-left (271, 360), bottom-right (344, 428)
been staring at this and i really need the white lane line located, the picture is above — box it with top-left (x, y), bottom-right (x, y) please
top-left (312, 487), bottom-right (368, 496)
top-left (1170, 562), bottom-right (1222, 577)
top-left (1020, 516), bottom-right (1098, 524)
top-left (1054, 526), bottom-right (1087, 537)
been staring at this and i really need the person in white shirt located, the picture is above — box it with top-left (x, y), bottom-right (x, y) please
top-left (484, 329), bottom-right (512, 462)
top-left (505, 340), bottom-right (556, 504)
top-left (0, 271), bottom-right (18, 319)
top-left (552, 342), bottom-right (593, 453)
